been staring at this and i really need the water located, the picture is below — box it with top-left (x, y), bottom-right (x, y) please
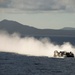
top-left (0, 35), bottom-right (75, 75)
top-left (34, 36), bottom-right (75, 45)
top-left (0, 52), bottom-right (75, 75)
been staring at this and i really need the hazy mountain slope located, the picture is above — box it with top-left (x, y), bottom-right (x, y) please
top-left (0, 20), bottom-right (38, 36)
top-left (61, 27), bottom-right (75, 30)
top-left (0, 52), bottom-right (75, 75)
top-left (0, 20), bottom-right (75, 37)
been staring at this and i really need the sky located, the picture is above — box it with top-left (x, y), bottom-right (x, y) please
top-left (0, 0), bottom-right (75, 29)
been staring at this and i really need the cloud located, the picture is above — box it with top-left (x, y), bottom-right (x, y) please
top-left (0, 0), bottom-right (75, 13)
top-left (0, 0), bottom-right (11, 8)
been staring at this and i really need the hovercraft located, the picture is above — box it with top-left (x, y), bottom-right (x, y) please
top-left (54, 50), bottom-right (74, 58)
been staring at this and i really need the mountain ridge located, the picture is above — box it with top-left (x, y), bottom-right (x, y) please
top-left (61, 27), bottom-right (75, 30)
top-left (0, 19), bottom-right (75, 37)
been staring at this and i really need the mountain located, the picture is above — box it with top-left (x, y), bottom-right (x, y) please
top-left (0, 19), bottom-right (39, 36)
top-left (0, 19), bottom-right (75, 37)
top-left (61, 27), bottom-right (75, 30)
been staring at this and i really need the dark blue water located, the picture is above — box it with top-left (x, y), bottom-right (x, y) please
top-left (0, 52), bottom-right (75, 75)
top-left (33, 36), bottom-right (75, 45)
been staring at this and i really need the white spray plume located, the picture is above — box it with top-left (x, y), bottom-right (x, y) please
top-left (0, 31), bottom-right (75, 57)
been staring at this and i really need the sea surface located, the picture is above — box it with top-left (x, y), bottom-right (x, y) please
top-left (0, 52), bottom-right (75, 75)
top-left (34, 36), bottom-right (75, 45)
top-left (0, 36), bottom-right (75, 75)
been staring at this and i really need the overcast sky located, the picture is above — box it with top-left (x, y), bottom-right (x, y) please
top-left (0, 0), bottom-right (75, 29)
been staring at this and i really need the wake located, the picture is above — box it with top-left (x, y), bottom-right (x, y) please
top-left (0, 32), bottom-right (75, 57)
